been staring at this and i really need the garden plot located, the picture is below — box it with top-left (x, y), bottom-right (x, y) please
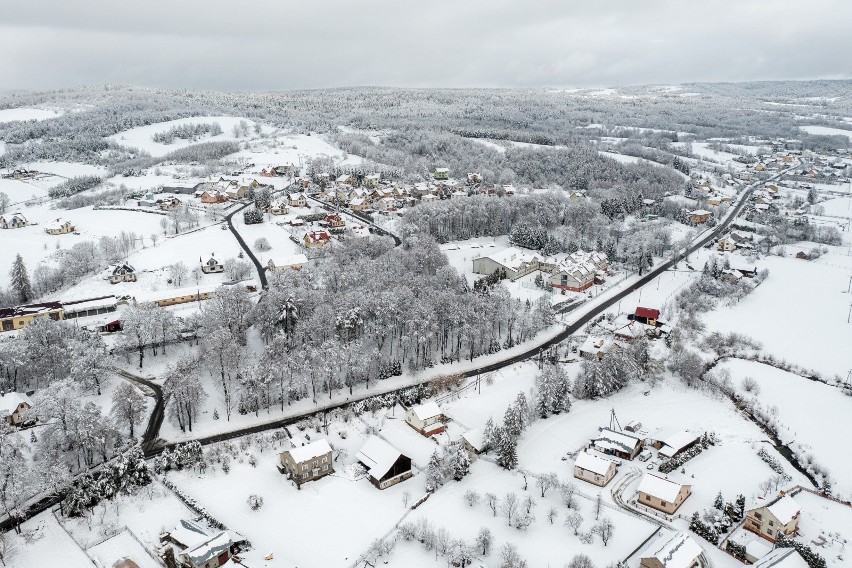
top-left (398, 459), bottom-right (658, 568)
top-left (108, 116), bottom-right (269, 157)
top-left (703, 254), bottom-right (852, 378)
top-left (516, 379), bottom-right (770, 477)
top-left (718, 358), bottom-right (852, 500)
top-left (168, 447), bottom-right (418, 568)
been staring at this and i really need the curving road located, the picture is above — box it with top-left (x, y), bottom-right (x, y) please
top-left (224, 201), bottom-right (269, 289)
top-left (112, 368), bottom-right (165, 455)
top-left (142, 168), bottom-right (792, 455)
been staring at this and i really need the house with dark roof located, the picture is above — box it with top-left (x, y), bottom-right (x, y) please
top-left (590, 427), bottom-right (643, 460)
top-left (356, 436), bottom-right (413, 490)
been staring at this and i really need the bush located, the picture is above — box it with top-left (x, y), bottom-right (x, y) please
top-left (254, 237), bottom-right (271, 251)
top-left (244, 208), bottom-right (264, 225)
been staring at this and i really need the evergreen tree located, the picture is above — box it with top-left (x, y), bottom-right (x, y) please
top-left (425, 450), bottom-right (444, 491)
top-left (449, 445), bottom-right (471, 481)
top-left (713, 491), bottom-right (724, 510)
top-left (497, 430), bottom-right (518, 470)
top-left (9, 254), bottom-right (33, 303)
top-left (482, 417), bottom-right (496, 453)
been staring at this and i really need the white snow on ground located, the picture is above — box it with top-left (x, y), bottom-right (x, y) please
top-left (87, 529), bottom-right (162, 568)
top-left (22, 161), bottom-right (109, 181)
top-left (792, 490), bottom-right (852, 567)
top-left (6, 511), bottom-right (92, 568)
top-left (600, 150), bottom-right (641, 164)
top-left (799, 125), bottom-right (852, 141)
top-left (0, 107), bottom-right (60, 123)
top-left (108, 116), bottom-right (267, 157)
top-left (399, 459), bottom-right (658, 567)
top-left (719, 358), bottom-right (852, 500)
top-left (0, 177), bottom-right (47, 202)
top-left (228, 131), bottom-right (367, 168)
top-left (703, 253), bottom-right (852, 378)
top-left (465, 137), bottom-right (508, 153)
top-left (817, 195), bottom-right (852, 217)
top-left (169, 450), bottom-right (419, 567)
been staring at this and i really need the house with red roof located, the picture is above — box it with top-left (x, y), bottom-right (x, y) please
top-left (303, 230), bottom-right (332, 248)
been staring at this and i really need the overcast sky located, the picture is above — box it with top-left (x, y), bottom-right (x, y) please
top-left (2, 0), bottom-right (850, 91)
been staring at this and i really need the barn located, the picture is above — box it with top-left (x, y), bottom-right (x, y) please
top-left (356, 436), bottom-right (413, 490)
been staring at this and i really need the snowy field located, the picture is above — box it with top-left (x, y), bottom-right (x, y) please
top-left (232, 132), bottom-right (366, 168)
top-left (799, 125), bottom-right (852, 141)
top-left (792, 490), bottom-right (852, 567)
top-left (0, 107), bottom-right (61, 122)
top-left (6, 511), bottom-right (92, 568)
top-left (719, 358), bottom-right (852, 500)
top-left (703, 252), bottom-right (852, 378)
top-left (108, 116), bottom-right (268, 157)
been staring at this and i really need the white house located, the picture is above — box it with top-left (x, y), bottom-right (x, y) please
top-left (201, 256), bottom-right (223, 274)
top-left (405, 401), bottom-right (445, 436)
top-left (0, 392), bottom-right (33, 426)
top-left (0, 212), bottom-right (27, 229)
top-left (161, 519), bottom-right (235, 568)
top-left (639, 531), bottom-right (704, 568)
top-left (636, 474), bottom-right (692, 514)
top-left (573, 451), bottom-right (617, 487)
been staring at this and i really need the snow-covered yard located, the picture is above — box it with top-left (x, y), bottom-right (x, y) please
top-left (703, 253), bottom-right (852, 378)
top-left (718, 358), bottom-right (852, 500)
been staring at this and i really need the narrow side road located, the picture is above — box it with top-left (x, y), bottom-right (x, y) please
top-left (224, 201), bottom-right (269, 289)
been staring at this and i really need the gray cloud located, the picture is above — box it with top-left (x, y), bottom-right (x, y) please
top-left (1, 0), bottom-right (850, 90)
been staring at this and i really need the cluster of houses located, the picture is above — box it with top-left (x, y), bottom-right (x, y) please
top-left (472, 247), bottom-right (609, 292)
top-left (159, 519), bottom-right (245, 568)
top-left (0, 213), bottom-right (74, 233)
top-left (1, 168), bottom-right (39, 180)
top-left (578, 306), bottom-right (670, 360)
top-left (570, 419), bottom-right (817, 568)
top-left (277, 401), bottom-right (451, 492)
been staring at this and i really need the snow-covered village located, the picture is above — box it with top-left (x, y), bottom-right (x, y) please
top-left (1, 3), bottom-right (851, 568)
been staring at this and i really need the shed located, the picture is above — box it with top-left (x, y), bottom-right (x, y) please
top-left (356, 435), bottom-right (413, 489)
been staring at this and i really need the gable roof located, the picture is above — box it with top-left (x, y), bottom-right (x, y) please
top-left (409, 401), bottom-right (442, 421)
top-left (181, 531), bottom-right (232, 567)
top-left (0, 392), bottom-right (33, 416)
top-left (592, 427), bottom-right (642, 454)
top-left (574, 451), bottom-right (615, 476)
top-left (766, 495), bottom-right (800, 525)
top-left (356, 435), bottom-right (408, 481)
top-left (168, 519), bottom-right (211, 549)
top-left (285, 438), bottom-right (332, 464)
top-left (637, 473), bottom-right (687, 502)
top-left (462, 428), bottom-right (485, 451)
top-left (635, 307), bottom-right (660, 320)
top-left (643, 531), bottom-right (703, 568)
top-left (753, 548), bottom-right (808, 568)
top-left (658, 431), bottom-right (701, 459)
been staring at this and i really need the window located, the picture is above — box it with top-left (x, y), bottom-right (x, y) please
top-left (768, 520), bottom-right (774, 527)
top-left (754, 512), bottom-right (762, 520)
top-left (767, 529), bottom-right (773, 536)
top-left (661, 501), bottom-right (667, 507)
top-left (302, 464), bottom-right (308, 472)
top-left (322, 465), bottom-right (328, 471)
top-left (645, 495), bottom-right (651, 502)
top-left (322, 456), bottom-right (327, 464)
top-left (302, 472), bottom-right (309, 480)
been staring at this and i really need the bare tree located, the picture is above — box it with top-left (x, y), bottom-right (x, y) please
top-left (566, 553), bottom-right (596, 568)
top-left (464, 489), bottom-right (480, 507)
top-left (501, 492), bottom-right (519, 526)
top-left (485, 492), bottom-right (498, 517)
top-left (592, 517), bottom-right (614, 546)
top-left (109, 381), bottom-right (147, 438)
top-left (536, 472), bottom-right (559, 497)
top-left (475, 527), bottom-right (493, 556)
top-left (565, 511), bottom-right (583, 535)
top-left (561, 482), bottom-right (578, 509)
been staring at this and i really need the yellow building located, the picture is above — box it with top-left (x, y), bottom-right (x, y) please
top-left (0, 302), bottom-right (65, 332)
